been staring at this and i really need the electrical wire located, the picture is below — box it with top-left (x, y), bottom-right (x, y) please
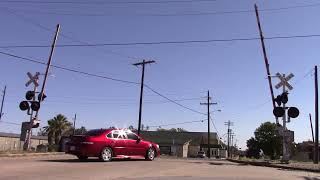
top-left (2, 34), bottom-right (320, 49)
top-left (147, 119), bottom-right (205, 128)
top-left (0, 121), bottom-right (20, 126)
top-left (210, 116), bottom-right (221, 137)
top-left (144, 84), bottom-right (206, 115)
top-left (0, 0), bottom-right (217, 5)
top-left (0, 51), bottom-right (139, 85)
top-left (0, 50), bottom-right (206, 116)
top-left (0, 7), bottom-right (139, 61)
top-left (2, 2), bottom-right (320, 17)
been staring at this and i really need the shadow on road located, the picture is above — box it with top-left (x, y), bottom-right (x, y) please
top-left (302, 177), bottom-right (320, 180)
top-left (38, 158), bottom-right (147, 163)
top-left (188, 161), bottom-right (249, 166)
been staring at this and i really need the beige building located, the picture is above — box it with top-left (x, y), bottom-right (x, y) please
top-left (140, 131), bottom-right (227, 158)
top-left (0, 132), bottom-right (48, 151)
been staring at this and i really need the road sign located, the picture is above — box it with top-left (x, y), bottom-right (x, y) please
top-left (275, 73), bottom-right (294, 90)
top-left (25, 72), bottom-right (40, 87)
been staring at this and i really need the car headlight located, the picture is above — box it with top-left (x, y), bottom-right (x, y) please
top-left (156, 144), bottom-right (159, 149)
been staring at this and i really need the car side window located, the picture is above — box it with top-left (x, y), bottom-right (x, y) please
top-left (106, 133), bottom-right (112, 138)
top-left (112, 131), bottom-right (120, 139)
top-left (126, 132), bottom-right (139, 140)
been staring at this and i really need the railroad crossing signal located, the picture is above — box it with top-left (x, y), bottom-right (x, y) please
top-left (25, 72), bottom-right (40, 87)
top-left (275, 72), bottom-right (294, 90)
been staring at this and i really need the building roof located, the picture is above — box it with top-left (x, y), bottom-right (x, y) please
top-left (0, 132), bottom-right (48, 140)
top-left (140, 131), bottom-right (218, 146)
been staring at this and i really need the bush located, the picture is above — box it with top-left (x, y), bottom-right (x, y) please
top-left (48, 144), bottom-right (59, 152)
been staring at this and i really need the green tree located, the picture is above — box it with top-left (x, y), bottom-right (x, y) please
top-left (156, 127), bottom-right (188, 132)
top-left (64, 126), bottom-right (87, 136)
top-left (44, 114), bottom-right (72, 145)
top-left (246, 122), bottom-right (282, 159)
top-left (246, 137), bottom-right (260, 158)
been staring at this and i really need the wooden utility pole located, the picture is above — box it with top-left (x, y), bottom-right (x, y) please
top-left (315, 65), bottom-right (319, 164)
top-left (224, 120), bottom-right (233, 158)
top-left (24, 24), bottom-right (60, 151)
top-left (35, 24), bottom-right (60, 118)
top-left (310, 113), bottom-right (314, 143)
top-left (254, 4), bottom-right (278, 124)
top-left (133, 60), bottom-right (155, 135)
top-left (0, 86), bottom-right (6, 121)
top-left (231, 134), bottom-right (235, 158)
top-left (200, 91), bottom-right (217, 158)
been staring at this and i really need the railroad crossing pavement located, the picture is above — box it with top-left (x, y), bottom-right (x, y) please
top-left (0, 155), bottom-right (319, 180)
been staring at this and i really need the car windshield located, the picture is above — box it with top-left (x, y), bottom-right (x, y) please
top-left (85, 129), bottom-right (105, 136)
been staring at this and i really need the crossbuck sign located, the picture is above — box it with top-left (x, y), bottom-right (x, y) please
top-left (25, 72), bottom-right (40, 87)
top-left (275, 72), bottom-right (294, 90)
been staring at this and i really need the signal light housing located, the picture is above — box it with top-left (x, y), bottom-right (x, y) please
top-left (25, 91), bottom-right (35, 101)
top-left (19, 101), bottom-right (30, 111)
top-left (30, 101), bottom-right (40, 111)
top-left (288, 107), bottom-right (299, 118)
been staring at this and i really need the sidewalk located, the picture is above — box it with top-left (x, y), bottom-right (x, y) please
top-left (228, 159), bottom-right (320, 173)
top-left (0, 152), bottom-right (65, 158)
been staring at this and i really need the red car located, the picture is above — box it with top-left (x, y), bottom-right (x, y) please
top-left (65, 128), bottom-right (160, 162)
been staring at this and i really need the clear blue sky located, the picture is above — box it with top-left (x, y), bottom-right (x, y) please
top-left (0, 0), bottom-right (319, 149)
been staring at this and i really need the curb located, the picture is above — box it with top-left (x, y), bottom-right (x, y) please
top-left (0, 152), bottom-right (65, 158)
top-left (227, 159), bottom-right (320, 173)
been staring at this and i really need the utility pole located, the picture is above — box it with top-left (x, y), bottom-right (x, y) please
top-left (35, 24), bottom-right (60, 119)
top-left (231, 134), bottom-right (235, 158)
top-left (73, 113), bottom-right (77, 135)
top-left (254, 4), bottom-right (278, 124)
top-left (310, 113), bottom-right (314, 143)
top-left (224, 120), bottom-right (233, 158)
top-left (0, 86), bottom-right (6, 121)
top-left (23, 79), bottom-right (38, 151)
top-left (133, 60), bottom-right (155, 136)
top-left (315, 65), bottom-right (319, 164)
top-left (281, 74), bottom-right (289, 162)
top-left (24, 24), bottom-right (60, 151)
top-left (200, 91), bottom-right (217, 159)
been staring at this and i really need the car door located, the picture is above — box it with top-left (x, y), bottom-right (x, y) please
top-left (108, 130), bottom-right (128, 156)
top-left (125, 131), bottom-right (145, 156)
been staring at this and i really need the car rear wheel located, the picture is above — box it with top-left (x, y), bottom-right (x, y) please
top-left (145, 148), bottom-right (155, 161)
top-left (100, 147), bottom-right (113, 162)
top-left (77, 155), bottom-right (88, 161)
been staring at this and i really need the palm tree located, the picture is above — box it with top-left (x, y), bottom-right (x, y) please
top-left (44, 114), bottom-right (72, 145)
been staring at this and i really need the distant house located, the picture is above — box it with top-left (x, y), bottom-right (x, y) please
top-left (140, 131), bottom-right (227, 158)
top-left (0, 132), bottom-right (48, 151)
top-left (293, 141), bottom-right (315, 161)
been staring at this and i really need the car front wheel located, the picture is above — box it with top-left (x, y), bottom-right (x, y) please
top-left (145, 148), bottom-right (155, 161)
top-left (100, 147), bottom-right (113, 162)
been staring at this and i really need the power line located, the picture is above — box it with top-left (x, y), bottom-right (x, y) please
top-left (3, 2), bottom-right (320, 17)
top-left (144, 84), bottom-right (206, 115)
top-left (0, 51), bottom-right (139, 85)
top-left (210, 116), bottom-right (220, 137)
top-left (0, 50), bottom-right (206, 116)
top-left (148, 119), bottom-right (205, 128)
top-left (3, 34), bottom-right (320, 49)
top-left (0, 7), bottom-right (139, 61)
top-left (0, 0), bottom-right (217, 5)
top-left (0, 121), bottom-right (20, 126)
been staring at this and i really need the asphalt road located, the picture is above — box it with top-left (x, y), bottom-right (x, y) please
top-left (0, 155), bottom-right (319, 180)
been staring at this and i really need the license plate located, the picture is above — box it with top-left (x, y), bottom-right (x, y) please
top-left (70, 146), bottom-right (75, 151)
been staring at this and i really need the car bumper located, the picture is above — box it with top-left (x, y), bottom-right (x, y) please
top-left (65, 144), bottom-right (98, 157)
